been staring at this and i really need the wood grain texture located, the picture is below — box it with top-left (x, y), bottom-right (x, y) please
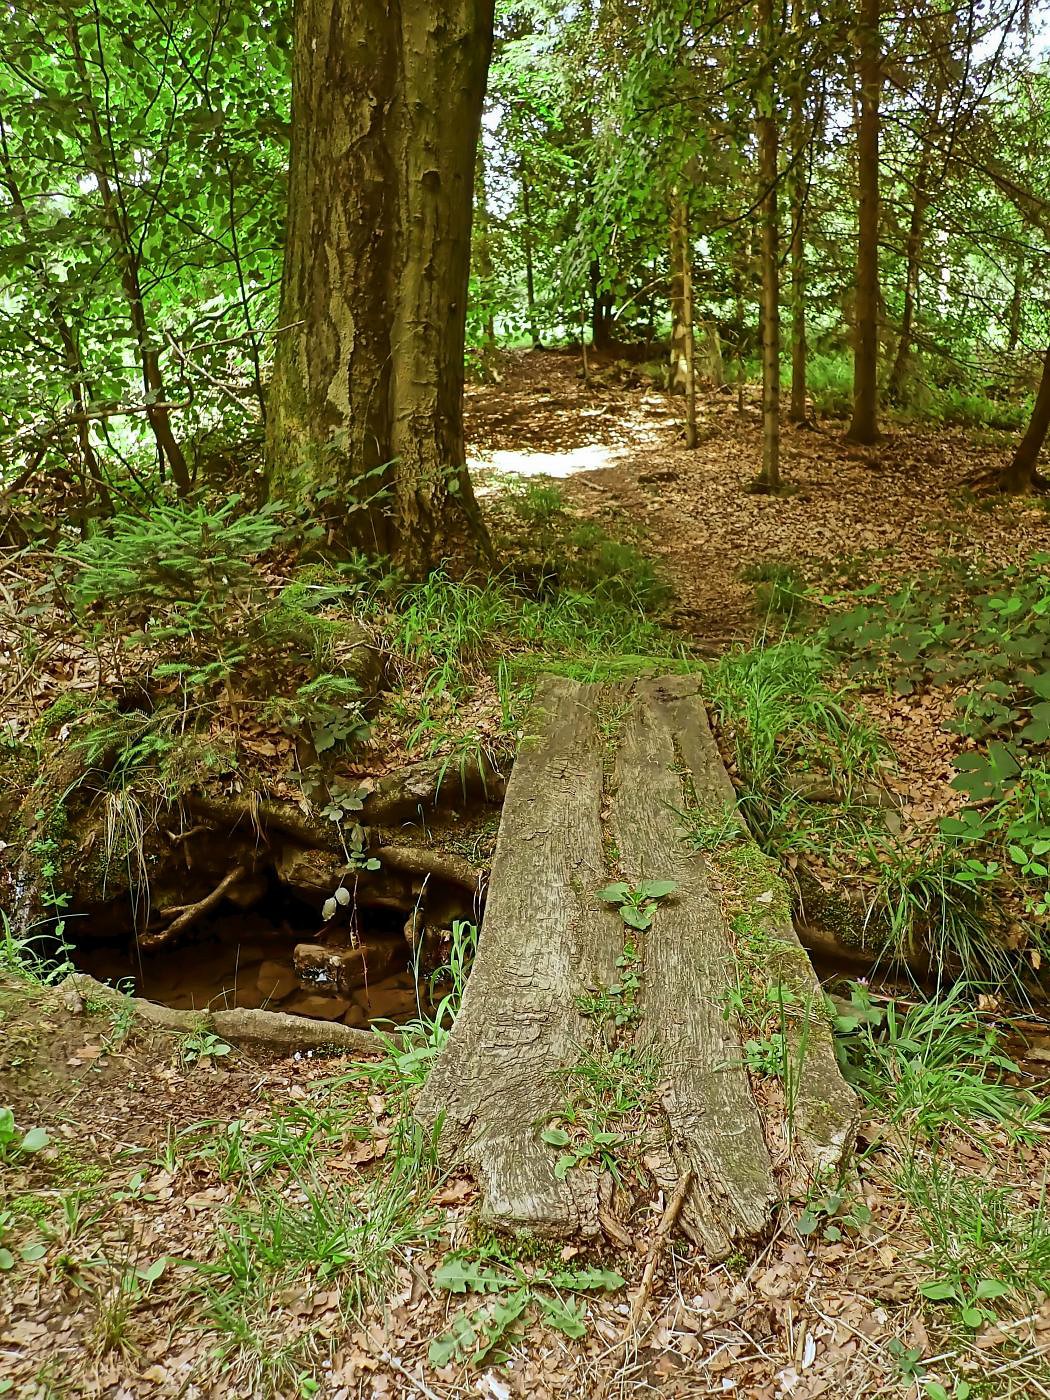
top-left (418, 676), bottom-right (621, 1235)
top-left (608, 678), bottom-right (776, 1256)
top-left (648, 675), bottom-right (859, 1180)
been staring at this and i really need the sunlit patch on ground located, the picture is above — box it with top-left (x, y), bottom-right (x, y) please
top-left (470, 442), bottom-right (626, 481)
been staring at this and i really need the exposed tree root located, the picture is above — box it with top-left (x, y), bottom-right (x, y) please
top-left (140, 864), bottom-right (248, 951)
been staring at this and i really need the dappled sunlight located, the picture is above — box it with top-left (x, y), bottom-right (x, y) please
top-left (469, 441), bottom-right (627, 481)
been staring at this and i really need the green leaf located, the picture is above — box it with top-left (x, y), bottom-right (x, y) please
top-left (636, 879), bottom-right (677, 901)
top-left (554, 1152), bottom-right (577, 1180)
top-left (0, 1249), bottom-right (13, 1271)
top-left (554, 1266), bottom-right (626, 1291)
top-left (433, 1257), bottom-right (508, 1296)
top-left (598, 883), bottom-right (631, 904)
top-left (20, 1243), bottom-right (47, 1263)
top-left (974, 1278), bottom-right (1011, 1300)
top-left (537, 1293), bottom-right (588, 1338)
top-left (541, 1126), bottom-right (570, 1147)
top-left (796, 1209), bottom-right (819, 1235)
top-left (19, 1128), bottom-right (49, 1154)
top-left (919, 1281), bottom-right (959, 1302)
top-left (620, 905), bottom-right (652, 931)
top-left (960, 1307), bottom-right (984, 1329)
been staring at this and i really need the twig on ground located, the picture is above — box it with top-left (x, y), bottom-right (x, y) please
top-left (593, 1170), bottom-right (694, 1400)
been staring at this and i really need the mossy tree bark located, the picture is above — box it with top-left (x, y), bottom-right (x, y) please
top-left (266, 0), bottom-right (495, 574)
top-left (846, 0), bottom-right (882, 445)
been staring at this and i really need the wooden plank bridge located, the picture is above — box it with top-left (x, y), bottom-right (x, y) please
top-left (420, 674), bottom-right (858, 1257)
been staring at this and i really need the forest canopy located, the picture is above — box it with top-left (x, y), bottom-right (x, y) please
top-left (2, 0), bottom-right (1050, 528)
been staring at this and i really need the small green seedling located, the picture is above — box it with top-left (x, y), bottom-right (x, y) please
top-left (0, 1108), bottom-right (49, 1162)
top-left (599, 879), bottom-right (677, 931)
top-left (179, 1031), bottom-right (232, 1067)
top-left (797, 1187), bottom-right (872, 1242)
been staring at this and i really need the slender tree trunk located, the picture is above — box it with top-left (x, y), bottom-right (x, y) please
top-left (734, 225), bottom-right (750, 417)
top-left (846, 0), bottom-right (881, 445)
top-left (589, 260), bottom-right (614, 351)
top-left (521, 164), bottom-right (540, 348)
top-left (1007, 252), bottom-right (1025, 353)
top-left (998, 342), bottom-right (1050, 492)
top-left (267, 0), bottom-right (495, 573)
top-left (669, 194), bottom-right (697, 448)
top-left (887, 85), bottom-right (942, 405)
top-left (0, 108), bottom-right (111, 517)
top-left (787, 0), bottom-right (808, 423)
top-left (67, 20), bottom-right (191, 494)
top-left (475, 146), bottom-right (497, 351)
top-left (886, 157), bottom-right (930, 404)
top-left (756, 0), bottom-right (781, 489)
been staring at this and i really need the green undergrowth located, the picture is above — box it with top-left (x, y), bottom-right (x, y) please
top-left (704, 547), bottom-right (1050, 986)
top-left (736, 349), bottom-right (1033, 430)
top-left (16, 483), bottom-right (680, 903)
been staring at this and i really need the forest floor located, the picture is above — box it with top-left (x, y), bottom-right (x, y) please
top-left (2, 351), bottom-right (1050, 1399)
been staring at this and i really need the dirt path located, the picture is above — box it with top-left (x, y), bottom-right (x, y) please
top-left (467, 350), bottom-right (1050, 641)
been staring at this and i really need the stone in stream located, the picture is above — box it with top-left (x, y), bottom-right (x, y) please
top-left (354, 982), bottom-right (419, 1022)
top-left (256, 961), bottom-right (298, 1003)
top-left (293, 937), bottom-right (402, 994)
top-left (282, 992), bottom-right (353, 1021)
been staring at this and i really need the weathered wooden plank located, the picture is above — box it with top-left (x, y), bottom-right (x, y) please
top-left (417, 676), bottom-right (621, 1235)
top-left (645, 674), bottom-right (859, 1182)
top-left (422, 672), bottom-right (858, 1246)
top-left (607, 679), bottom-right (777, 1257)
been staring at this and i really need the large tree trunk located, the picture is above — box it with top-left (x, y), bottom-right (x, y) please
top-left (669, 194), bottom-right (698, 448)
top-left (846, 0), bottom-right (881, 445)
top-left (266, 0), bottom-right (494, 574)
top-left (756, 0), bottom-right (781, 489)
top-left (998, 342), bottom-right (1050, 492)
